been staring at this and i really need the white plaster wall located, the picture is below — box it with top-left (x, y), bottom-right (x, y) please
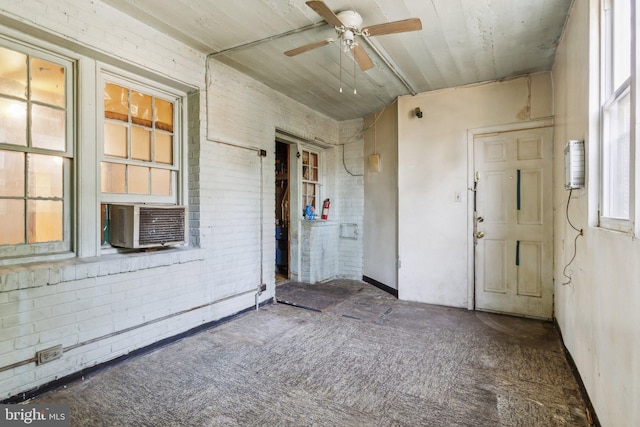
top-left (552, 1), bottom-right (640, 425)
top-left (397, 74), bottom-right (553, 306)
top-left (363, 102), bottom-right (399, 289)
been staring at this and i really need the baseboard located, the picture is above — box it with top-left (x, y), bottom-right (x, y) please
top-left (2, 298), bottom-right (273, 404)
top-left (554, 319), bottom-right (600, 427)
top-left (362, 275), bottom-right (398, 298)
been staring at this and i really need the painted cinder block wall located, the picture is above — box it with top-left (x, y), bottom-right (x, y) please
top-left (0, 0), bottom-right (364, 400)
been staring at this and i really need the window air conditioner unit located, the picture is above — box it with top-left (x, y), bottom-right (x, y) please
top-left (109, 204), bottom-right (188, 249)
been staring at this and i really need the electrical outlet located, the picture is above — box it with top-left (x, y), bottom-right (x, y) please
top-left (36, 345), bottom-right (63, 365)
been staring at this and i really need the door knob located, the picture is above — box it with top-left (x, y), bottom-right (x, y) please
top-left (475, 231), bottom-right (485, 239)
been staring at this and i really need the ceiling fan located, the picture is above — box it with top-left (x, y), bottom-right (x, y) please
top-left (285, 0), bottom-right (422, 71)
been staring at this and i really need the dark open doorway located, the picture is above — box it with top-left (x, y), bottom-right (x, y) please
top-left (275, 141), bottom-right (290, 283)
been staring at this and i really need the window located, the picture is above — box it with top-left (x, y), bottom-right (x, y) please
top-left (600, 0), bottom-right (632, 230)
top-left (101, 78), bottom-right (178, 203)
top-left (301, 149), bottom-right (320, 214)
top-left (99, 72), bottom-right (185, 247)
top-left (0, 42), bottom-right (73, 257)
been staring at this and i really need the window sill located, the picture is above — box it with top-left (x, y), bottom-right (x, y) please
top-left (598, 217), bottom-right (633, 234)
top-left (0, 246), bottom-right (204, 293)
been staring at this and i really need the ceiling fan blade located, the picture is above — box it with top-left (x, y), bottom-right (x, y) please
top-left (284, 38), bottom-right (334, 57)
top-left (363, 18), bottom-right (422, 36)
top-left (306, 0), bottom-right (344, 27)
top-left (351, 44), bottom-right (374, 71)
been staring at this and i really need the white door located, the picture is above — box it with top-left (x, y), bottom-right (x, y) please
top-left (474, 127), bottom-right (553, 319)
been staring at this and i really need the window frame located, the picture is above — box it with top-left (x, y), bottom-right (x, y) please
top-left (98, 68), bottom-right (184, 206)
top-left (0, 37), bottom-right (75, 259)
top-left (300, 147), bottom-right (322, 215)
top-left (599, 0), bottom-right (635, 233)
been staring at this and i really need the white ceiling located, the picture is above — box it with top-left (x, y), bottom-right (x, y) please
top-left (103, 0), bottom-right (572, 121)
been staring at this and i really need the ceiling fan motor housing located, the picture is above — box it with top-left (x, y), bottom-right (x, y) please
top-left (336, 10), bottom-right (363, 31)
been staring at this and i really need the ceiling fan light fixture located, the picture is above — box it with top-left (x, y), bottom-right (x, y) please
top-left (341, 29), bottom-right (355, 52)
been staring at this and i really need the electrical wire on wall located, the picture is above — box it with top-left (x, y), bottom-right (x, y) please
top-left (342, 143), bottom-right (362, 177)
top-left (339, 100), bottom-right (395, 177)
top-left (562, 188), bottom-right (583, 285)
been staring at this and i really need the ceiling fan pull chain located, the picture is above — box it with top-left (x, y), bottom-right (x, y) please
top-left (353, 52), bottom-right (357, 94)
top-left (339, 40), bottom-right (343, 93)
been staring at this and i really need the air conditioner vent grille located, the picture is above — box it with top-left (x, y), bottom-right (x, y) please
top-left (139, 207), bottom-right (186, 245)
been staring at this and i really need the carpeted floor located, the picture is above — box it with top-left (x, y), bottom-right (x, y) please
top-left (275, 281), bottom-right (364, 312)
top-left (29, 280), bottom-right (590, 426)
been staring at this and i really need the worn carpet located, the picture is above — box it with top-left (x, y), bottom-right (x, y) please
top-left (275, 280), bottom-right (364, 312)
top-left (28, 280), bottom-right (589, 426)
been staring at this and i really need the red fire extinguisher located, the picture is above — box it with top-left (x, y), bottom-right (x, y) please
top-left (321, 199), bottom-right (330, 220)
top-left (321, 199), bottom-right (331, 219)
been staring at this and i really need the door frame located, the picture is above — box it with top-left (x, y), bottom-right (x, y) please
top-left (274, 128), bottom-right (330, 282)
top-left (466, 119), bottom-right (554, 311)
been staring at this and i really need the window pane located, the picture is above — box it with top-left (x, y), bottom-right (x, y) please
top-left (131, 126), bottom-right (151, 161)
top-left (101, 162), bottom-right (126, 193)
top-left (0, 46), bottom-right (27, 99)
top-left (131, 90), bottom-right (152, 127)
top-left (154, 98), bottom-right (173, 132)
top-left (30, 57), bottom-right (65, 108)
top-left (155, 132), bottom-right (173, 164)
top-left (303, 182), bottom-right (317, 211)
top-left (104, 83), bottom-right (128, 122)
top-left (27, 200), bottom-right (62, 242)
top-left (0, 199), bottom-right (25, 244)
top-left (104, 121), bottom-right (128, 158)
top-left (602, 90), bottom-right (631, 219)
top-left (613, 0), bottom-right (631, 90)
top-left (128, 165), bottom-right (150, 194)
top-left (151, 168), bottom-right (171, 196)
top-left (0, 98), bottom-right (27, 146)
top-left (27, 153), bottom-right (63, 198)
top-left (31, 104), bottom-right (65, 151)
top-left (102, 80), bottom-right (179, 202)
top-left (0, 150), bottom-right (25, 197)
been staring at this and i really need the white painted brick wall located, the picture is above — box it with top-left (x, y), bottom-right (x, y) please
top-left (0, 1), bottom-right (366, 400)
top-left (337, 120), bottom-right (365, 279)
top-left (0, 0), bottom-right (215, 400)
top-left (206, 60), bottom-right (363, 285)
top-left (299, 222), bottom-right (339, 283)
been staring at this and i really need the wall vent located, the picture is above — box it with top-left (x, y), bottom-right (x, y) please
top-left (109, 204), bottom-right (188, 249)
